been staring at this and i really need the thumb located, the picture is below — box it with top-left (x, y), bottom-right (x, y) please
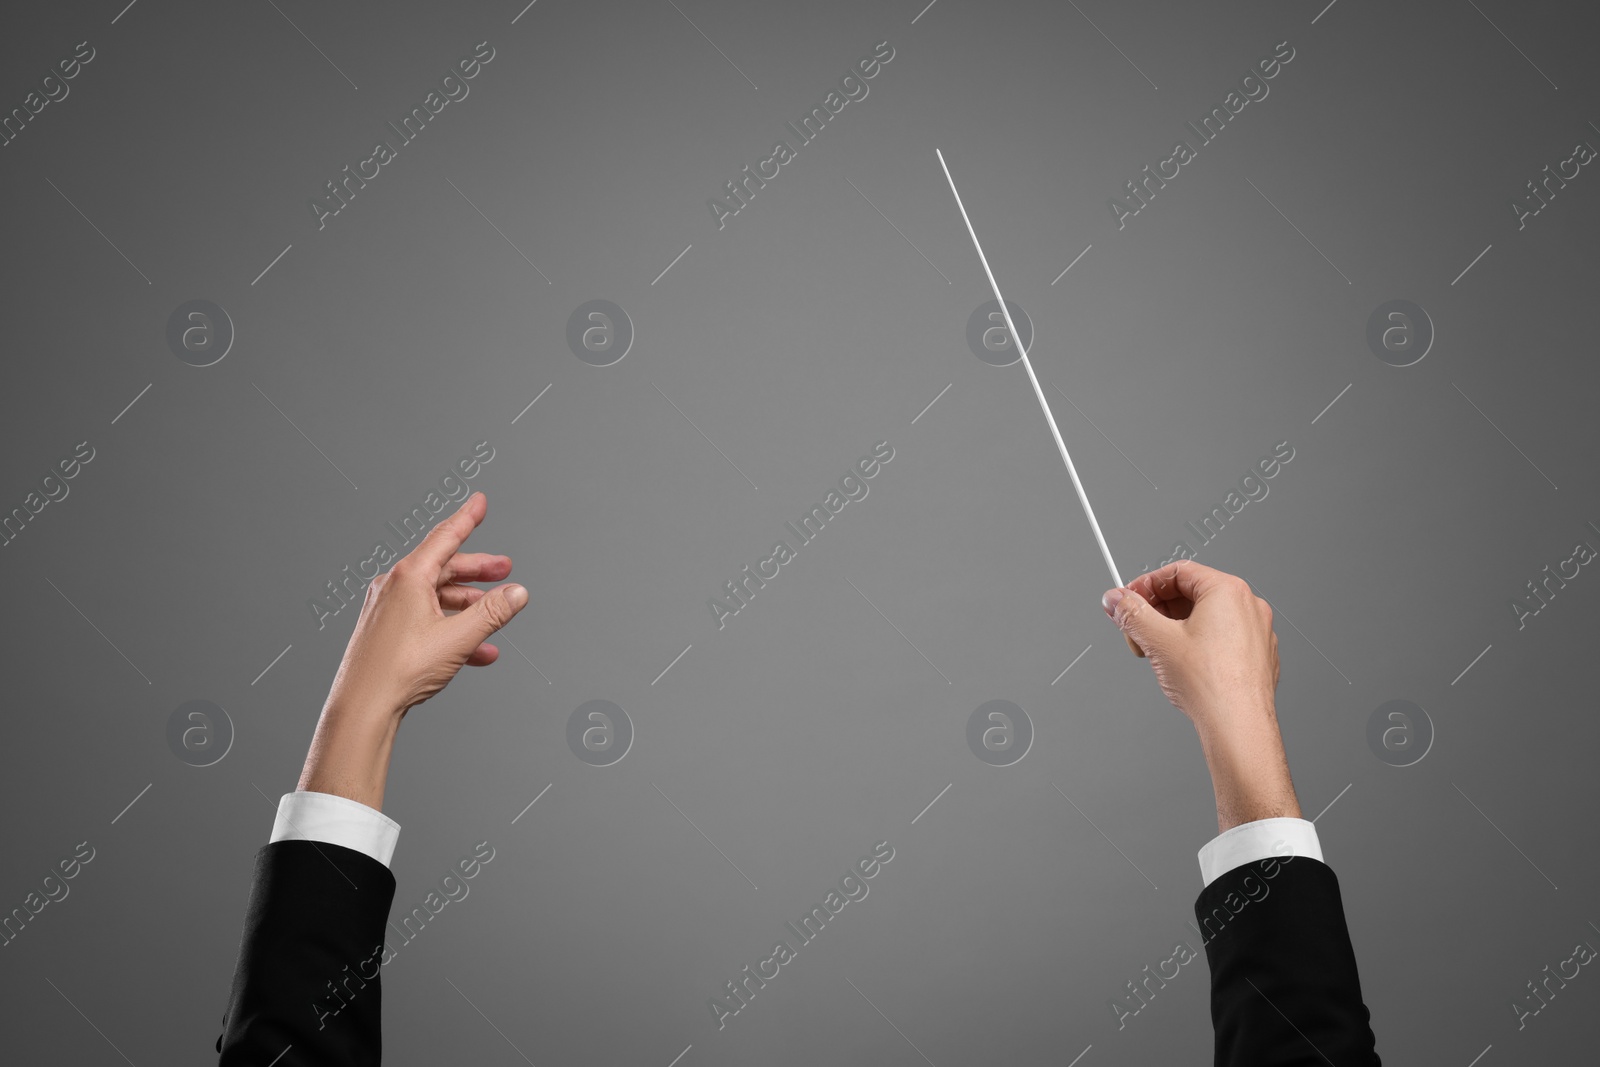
top-left (449, 582), bottom-right (529, 654)
top-left (1102, 587), bottom-right (1171, 654)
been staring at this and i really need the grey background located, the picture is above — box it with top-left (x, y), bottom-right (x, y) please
top-left (2, 0), bottom-right (1597, 1063)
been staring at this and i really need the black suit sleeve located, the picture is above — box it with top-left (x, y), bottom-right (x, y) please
top-left (1194, 855), bottom-right (1380, 1066)
top-left (217, 840), bottom-right (396, 1066)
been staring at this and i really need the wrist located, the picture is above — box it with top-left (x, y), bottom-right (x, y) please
top-left (321, 679), bottom-right (408, 727)
top-left (1186, 689), bottom-right (1278, 736)
top-left (297, 699), bottom-right (404, 811)
top-left (1193, 704), bottom-right (1300, 833)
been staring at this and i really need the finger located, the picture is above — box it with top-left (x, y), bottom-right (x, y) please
top-left (404, 492), bottom-right (488, 580)
top-left (439, 552), bottom-right (512, 587)
top-left (1126, 566), bottom-right (1176, 606)
top-left (1145, 596), bottom-right (1193, 622)
top-left (1104, 586), bottom-right (1174, 654)
top-left (447, 582), bottom-right (529, 654)
top-left (438, 584), bottom-right (487, 611)
top-left (1129, 559), bottom-right (1235, 607)
top-left (465, 642), bottom-right (500, 667)
top-left (1125, 565), bottom-right (1193, 620)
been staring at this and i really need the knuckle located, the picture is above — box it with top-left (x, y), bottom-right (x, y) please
top-left (481, 590), bottom-right (512, 629)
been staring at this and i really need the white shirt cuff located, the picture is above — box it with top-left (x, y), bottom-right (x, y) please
top-left (1197, 816), bottom-right (1323, 886)
top-left (269, 790), bottom-right (401, 869)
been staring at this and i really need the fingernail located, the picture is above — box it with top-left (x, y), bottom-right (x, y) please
top-left (505, 584), bottom-right (528, 609)
top-left (1101, 588), bottom-right (1124, 617)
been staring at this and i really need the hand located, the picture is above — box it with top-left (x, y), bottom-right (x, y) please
top-left (324, 491), bottom-right (527, 720)
top-left (1101, 560), bottom-right (1299, 832)
top-left (298, 491), bottom-right (527, 808)
top-left (1100, 560), bottom-right (1279, 730)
